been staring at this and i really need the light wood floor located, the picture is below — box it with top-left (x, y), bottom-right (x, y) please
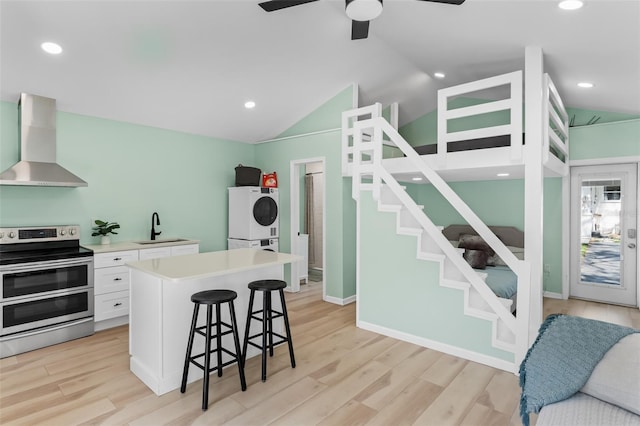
top-left (1, 284), bottom-right (638, 426)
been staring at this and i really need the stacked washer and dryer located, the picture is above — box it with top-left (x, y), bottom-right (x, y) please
top-left (228, 187), bottom-right (279, 252)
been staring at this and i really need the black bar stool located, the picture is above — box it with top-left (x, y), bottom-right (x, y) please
top-left (242, 279), bottom-right (295, 382)
top-left (180, 289), bottom-right (246, 411)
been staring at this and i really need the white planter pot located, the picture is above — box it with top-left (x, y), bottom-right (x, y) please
top-left (101, 236), bottom-right (111, 245)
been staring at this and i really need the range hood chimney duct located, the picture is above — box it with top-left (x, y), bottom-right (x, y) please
top-left (0, 93), bottom-right (87, 187)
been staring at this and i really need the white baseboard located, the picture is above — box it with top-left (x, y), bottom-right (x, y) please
top-left (543, 291), bottom-right (564, 300)
top-left (357, 320), bottom-right (517, 374)
top-left (324, 294), bottom-right (356, 306)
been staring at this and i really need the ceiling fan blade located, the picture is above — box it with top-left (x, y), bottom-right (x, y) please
top-left (351, 20), bottom-right (369, 40)
top-left (258, 0), bottom-right (319, 12)
top-left (415, 0), bottom-right (465, 4)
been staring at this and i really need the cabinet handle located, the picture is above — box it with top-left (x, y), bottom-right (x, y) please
top-left (113, 257), bottom-right (122, 261)
top-left (114, 302), bottom-right (122, 307)
top-left (113, 277), bottom-right (122, 281)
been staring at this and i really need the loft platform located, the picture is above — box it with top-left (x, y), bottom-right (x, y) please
top-left (342, 70), bottom-right (569, 183)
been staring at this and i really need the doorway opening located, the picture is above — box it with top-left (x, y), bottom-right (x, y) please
top-left (569, 163), bottom-right (638, 306)
top-left (290, 158), bottom-right (326, 300)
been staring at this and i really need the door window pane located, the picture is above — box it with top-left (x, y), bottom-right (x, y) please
top-left (580, 179), bottom-right (621, 285)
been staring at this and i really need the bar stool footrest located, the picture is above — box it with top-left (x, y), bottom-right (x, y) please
top-left (250, 310), bottom-right (284, 322)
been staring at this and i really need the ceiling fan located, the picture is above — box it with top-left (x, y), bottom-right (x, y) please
top-left (258, 0), bottom-right (466, 40)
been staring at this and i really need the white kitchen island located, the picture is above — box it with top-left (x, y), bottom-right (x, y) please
top-left (127, 248), bottom-right (300, 396)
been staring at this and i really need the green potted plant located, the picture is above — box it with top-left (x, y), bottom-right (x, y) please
top-left (91, 219), bottom-right (120, 245)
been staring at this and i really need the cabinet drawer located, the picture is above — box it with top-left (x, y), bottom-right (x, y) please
top-left (95, 266), bottom-right (129, 294)
top-left (94, 250), bottom-right (139, 268)
top-left (139, 247), bottom-right (172, 260)
top-left (170, 244), bottom-right (199, 257)
top-left (95, 291), bottom-right (129, 321)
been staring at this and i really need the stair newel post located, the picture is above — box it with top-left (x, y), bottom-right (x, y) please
top-left (351, 121), bottom-right (363, 201)
top-left (515, 259), bottom-right (532, 366)
top-left (372, 117), bottom-right (383, 201)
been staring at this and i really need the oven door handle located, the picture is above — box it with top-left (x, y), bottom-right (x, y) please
top-left (0, 317), bottom-right (93, 342)
top-left (1, 257), bottom-right (93, 274)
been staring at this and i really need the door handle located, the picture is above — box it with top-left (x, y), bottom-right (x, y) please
top-left (629, 243), bottom-right (636, 249)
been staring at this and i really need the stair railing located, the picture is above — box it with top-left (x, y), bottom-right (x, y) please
top-left (351, 116), bottom-right (528, 341)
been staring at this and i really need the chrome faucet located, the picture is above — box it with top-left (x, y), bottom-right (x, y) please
top-left (150, 212), bottom-right (161, 240)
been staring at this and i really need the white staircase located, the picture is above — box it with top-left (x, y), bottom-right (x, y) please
top-left (367, 182), bottom-right (517, 353)
top-left (343, 99), bottom-right (531, 368)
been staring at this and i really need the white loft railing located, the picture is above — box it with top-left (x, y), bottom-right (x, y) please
top-left (437, 71), bottom-right (523, 165)
top-left (543, 73), bottom-right (570, 174)
top-left (350, 114), bottom-right (528, 359)
top-left (342, 103), bottom-right (382, 176)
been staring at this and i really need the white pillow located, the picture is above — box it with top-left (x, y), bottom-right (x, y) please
top-left (581, 333), bottom-right (640, 415)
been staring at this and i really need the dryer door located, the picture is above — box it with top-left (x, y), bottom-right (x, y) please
top-left (253, 197), bottom-right (278, 226)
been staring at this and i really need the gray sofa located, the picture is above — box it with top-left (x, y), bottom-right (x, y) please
top-left (519, 314), bottom-right (639, 426)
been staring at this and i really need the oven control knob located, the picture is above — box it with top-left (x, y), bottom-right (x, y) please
top-left (8, 231), bottom-right (16, 239)
top-left (60, 229), bottom-right (67, 236)
top-left (70, 228), bottom-right (77, 236)
top-left (0, 232), bottom-right (4, 238)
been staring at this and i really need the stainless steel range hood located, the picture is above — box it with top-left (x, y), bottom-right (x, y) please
top-left (0, 93), bottom-right (87, 187)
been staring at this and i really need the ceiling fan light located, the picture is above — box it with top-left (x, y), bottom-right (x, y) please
top-left (346, 0), bottom-right (383, 22)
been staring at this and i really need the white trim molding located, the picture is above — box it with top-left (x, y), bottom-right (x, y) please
top-left (543, 291), bottom-right (564, 300)
top-left (357, 320), bottom-right (517, 374)
top-left (570, 156), bottom-right (640, 167)
top-left (324, 294), bottom-right (356, 306)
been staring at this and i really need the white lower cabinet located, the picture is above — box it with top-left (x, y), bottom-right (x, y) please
top-left (138, 244), bottom-right (199, 260)
top-left (94, 250), bottom-right (139, 331)
top-left (93, 243), bottom-right (199, 330)
top-left (170, 244), bottom-right (199, 257)
top-left (95, 290), bottom-right (130, 321)
top-left (139, 247), bottom-right (171, 260)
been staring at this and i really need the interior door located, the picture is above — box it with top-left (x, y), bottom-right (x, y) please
top-left (570, 164), bottom-right (638, 306)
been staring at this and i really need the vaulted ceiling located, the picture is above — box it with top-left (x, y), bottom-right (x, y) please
top-left (1, 0), bottom-right (638, 143)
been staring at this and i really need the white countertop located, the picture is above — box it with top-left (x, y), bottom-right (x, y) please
top-left (84, 239), bottom-right (200, 253)
top-left (127, 248), bottom-right (301, 282)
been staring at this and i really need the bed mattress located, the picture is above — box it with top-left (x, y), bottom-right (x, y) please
top-left (480, 265), bottom-right (518, 299)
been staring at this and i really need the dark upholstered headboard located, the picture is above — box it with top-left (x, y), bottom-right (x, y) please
top-left (442, 225), bottom-right (525, 248)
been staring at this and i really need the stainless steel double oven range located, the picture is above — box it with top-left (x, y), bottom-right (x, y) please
top-left (0, 225), bottom-right (94, 358)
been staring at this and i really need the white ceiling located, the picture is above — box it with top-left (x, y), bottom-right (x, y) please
top-left (1, 0), bottom-right (639, 144)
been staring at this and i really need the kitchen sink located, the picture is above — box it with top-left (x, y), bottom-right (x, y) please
top-left (135, 238), bottom-right (189, 245)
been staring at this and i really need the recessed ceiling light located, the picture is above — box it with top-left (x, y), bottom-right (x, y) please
top-left (434, 72), bottom-right (446, 79)
top-left (41, 42), bottom-right (62, 55)
top-left (558, 0), bottom-right (583, 10)
top-left (412, 177), bottom-right (423, 181)
top-left (244, 101), bottom-right (256, 109)
top-left (497, 173), bottom-right (510, 177)
top-left (577, 82), bottom-right (594, 88)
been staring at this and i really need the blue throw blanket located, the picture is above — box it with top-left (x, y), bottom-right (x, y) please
top-left (519, 314), bottom-right (639, 426)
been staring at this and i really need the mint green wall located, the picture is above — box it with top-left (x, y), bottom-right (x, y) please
top-left (0, 101), bottom-right (254, 252)
top-left (359, 192), bottom-right (514, 362)
top-left (254, 86), bottom-right (356, 299)
top-left (276, 84), bottom-right (353, 139)
top-left (569, 119), bottom-right (640, 160)
top-left (566, 108), bottom-right (640, 129)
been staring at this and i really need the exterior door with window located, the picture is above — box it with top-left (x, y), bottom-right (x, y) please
top-left (570, 164), bottom-right (638, 306)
